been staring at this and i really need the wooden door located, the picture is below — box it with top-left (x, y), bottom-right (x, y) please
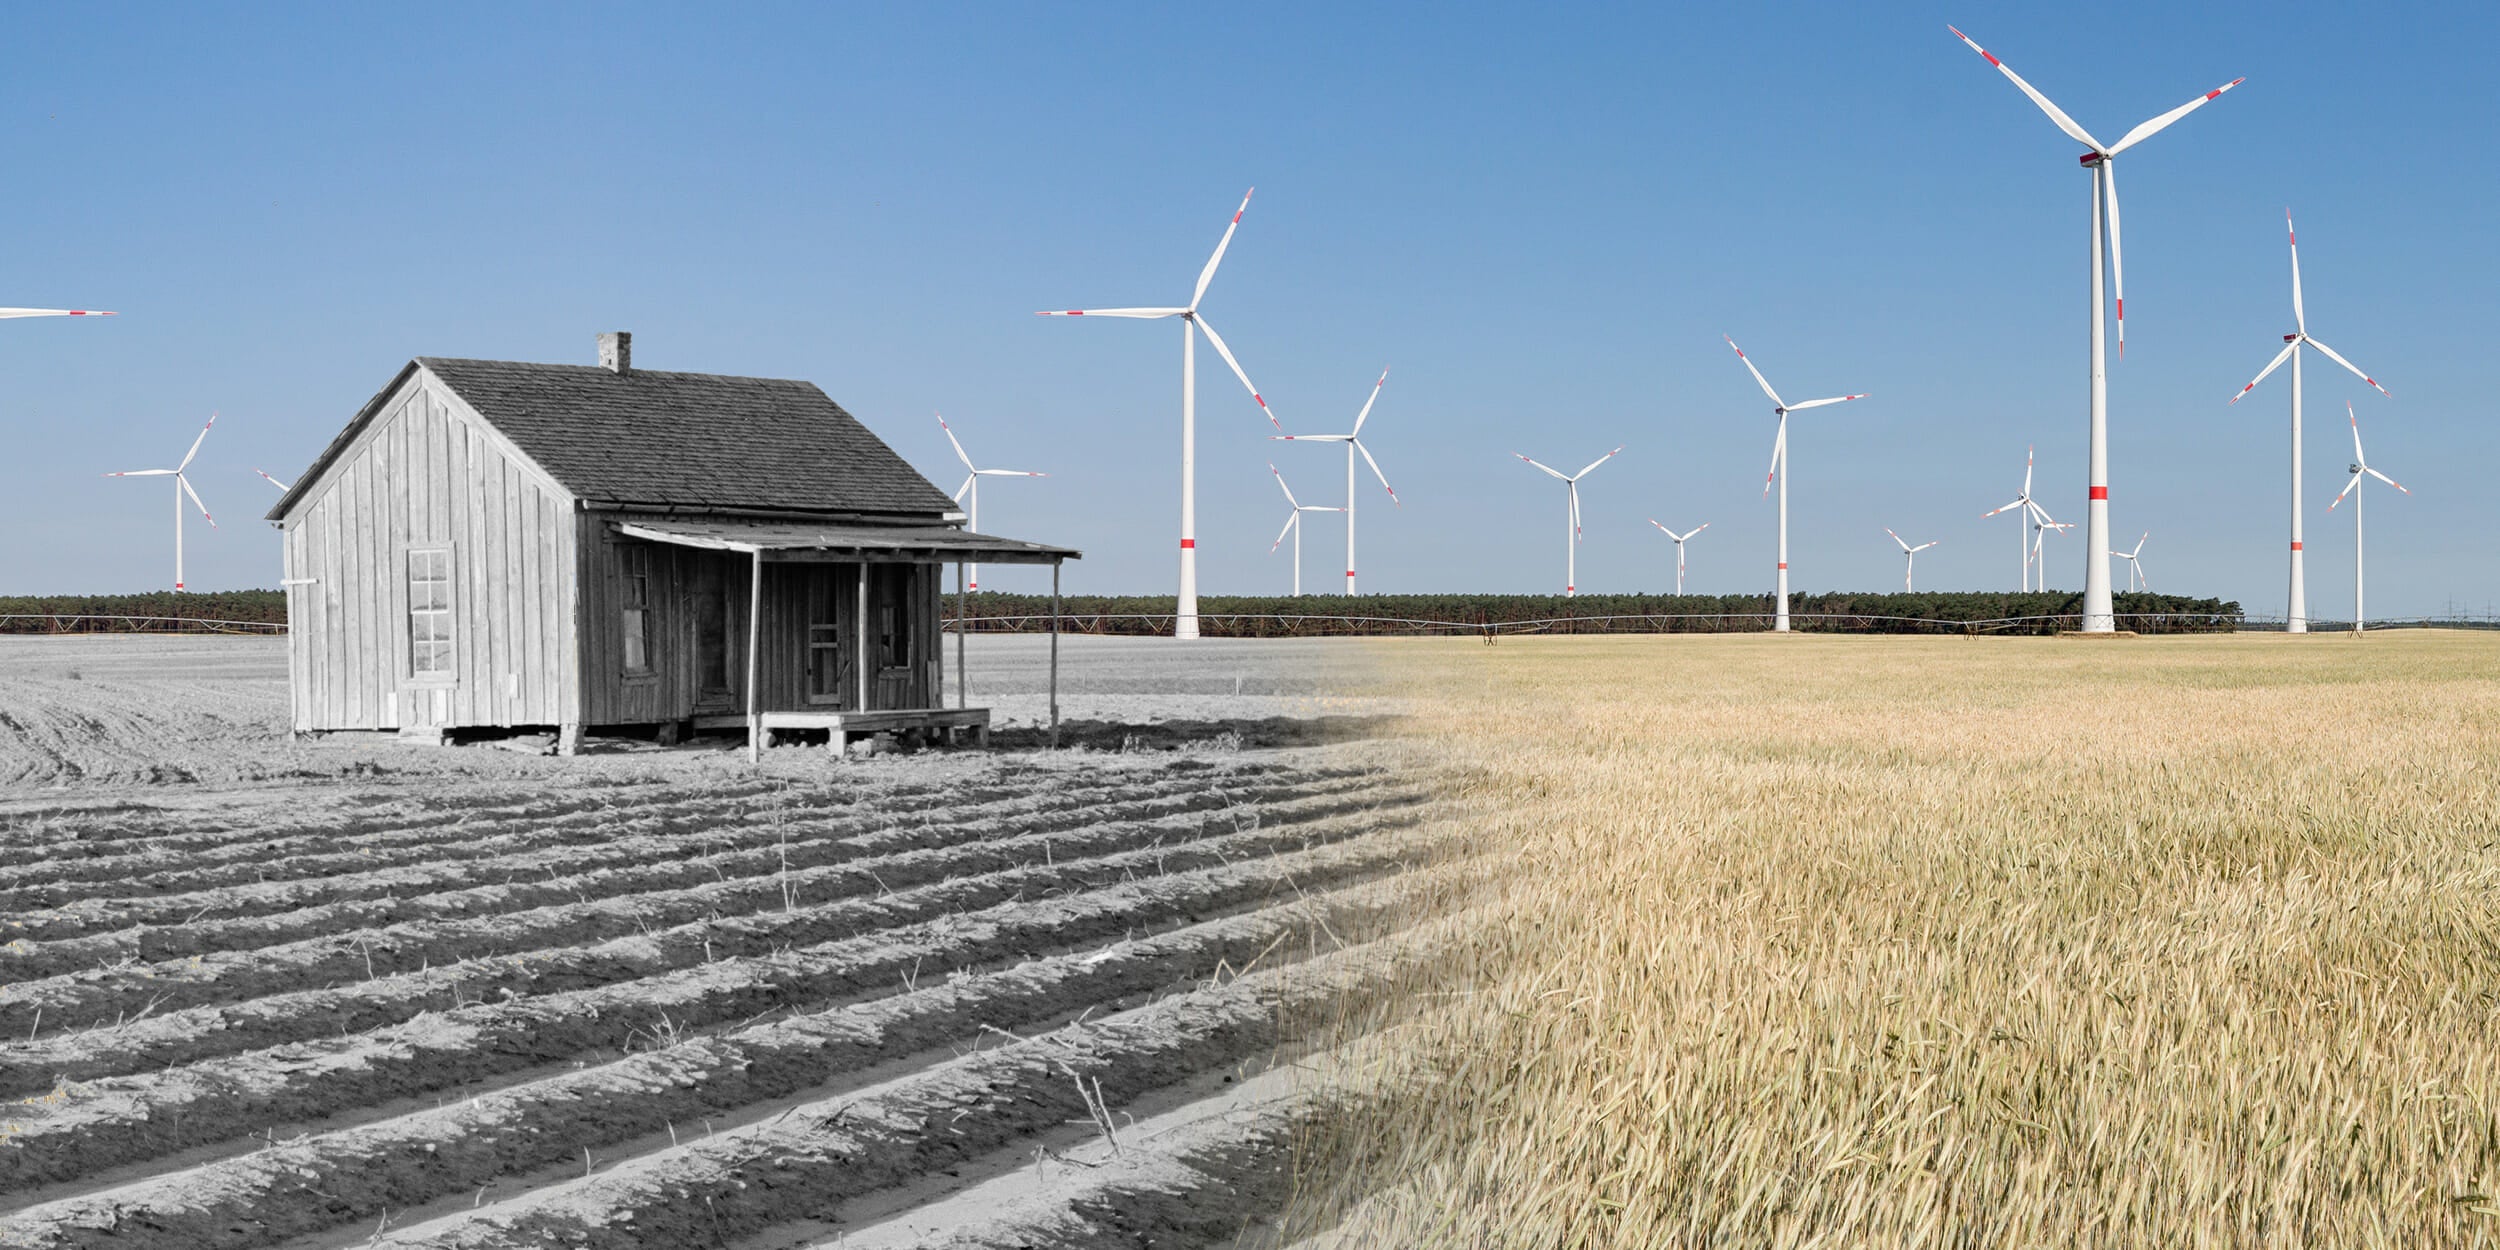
top-left (871, 564), bottom-right (918, 709)
top-left (802, 564), bottom-right (855, 708)
top-left (691, 556), bottom-right (737, 714)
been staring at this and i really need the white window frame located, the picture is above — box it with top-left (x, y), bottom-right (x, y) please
top-left (408, 547), bottom-right (455, 682)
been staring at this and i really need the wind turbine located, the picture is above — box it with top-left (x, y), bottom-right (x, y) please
top-left (1886, 529), bottom-right (1940, 592)
top-left (1723, 335), bottom-right (1867, 631)
top-left (2110, 531), bottom-right (2151, 591)
top-left (2030, 516), bottom-right (2074, 591)
top-left (1948, 25), bottom-right (2243, 633)
top-left (1269, 367), bottom-right (1399, 594)
top-left (935, 413), bottom-right (1045, 594)
top-left (1646, 520), bottom-right (1710, 594)
top-left (2228, 211), bottom-right (2390, 634)
top-left (1515, 447), bottom-right (1623, 597)
top-left (1037, 189), bottom-right (1279, 640)
top-left (2327, 402), bottom-right (2408, 635)
top-left (1981, 445), bottom-right (2048, 590)
top-left (1265, 462), bottom-right (1343, 597)
top-left (104, 413), bottom-right (218, 592)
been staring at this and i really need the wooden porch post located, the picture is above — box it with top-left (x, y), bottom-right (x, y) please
top-left (855, 563), bottom-right (870, 712)
top-left (956, 561), bottom-right (967, 709)
top-left (745, 549), bottom-right (763, 763)
top-left (1050, 560), bottom-right (1061, 749)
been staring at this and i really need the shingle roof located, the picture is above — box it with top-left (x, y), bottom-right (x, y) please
top-left (410, 357), bottom-right (961, 516)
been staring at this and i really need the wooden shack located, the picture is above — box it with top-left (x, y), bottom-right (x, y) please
top-left (264, 332), bottom-right (1076, 755)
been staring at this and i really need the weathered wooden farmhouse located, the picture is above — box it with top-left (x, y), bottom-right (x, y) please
top-left (265, 332), bottom-right (1076, 755)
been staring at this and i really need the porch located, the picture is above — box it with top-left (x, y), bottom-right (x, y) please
top-left (613, 518), bottom-right (1077, 762)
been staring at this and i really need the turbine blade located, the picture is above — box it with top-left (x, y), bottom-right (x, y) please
top-left (2023, 444), bottom-right (2035, 497)
top-left (2366, 466), bottom-right (2408, 494)
top-left (255, 469), bottom-right (292, 491)
top-left (2328, 471), bottom-right (2361, 511)
top-left (1724, 335), bottom-right (1786, 410)
top-left (178, 411), bottom-right (218, 471)
top-left (2287, 210), bottom-right (2305, 335)
top-left (1569, 482), bottom-right (1582, 543)
top-left (0, 307), bottom-right (114, 318)
top-left (1190, 315), bottom-right (1279, 430)
top-left (2229, 340), bottom-right (2300, 404)
top-left (1983, 498), bottom-right (2028, 519)
top-left (2107, 76), bottom-right (2246, 155)
top-left (180, 475), bottom-right (216, 528)
top-left (1034, 307), bottom-right (1188, 318)
top-left (1649, 518), bottom-right (1672, 536)
top-left (2104, 158), bottom-right (2125, 358)
top-left (936, 413), bottom-right (975, 470)
top-left (1271, 509), bottom-right (1297, 554)
top-left (1349, 367), bottom-right (1389, 436)
top-left (1575, 445), bottom-right (1625, 479)
top-left (1689, 521), bottom-right (1710, 538)
top-left (1887, 527), bottom-right (1910, 552)
top-left (2133, 531), bottom-right (2149, 557)
top-left (106, 469), bottom-right (176, 477)
top-left (1517, 454), bottom-right (1569, 481)
top-left (1782, 393), bottom-right (1867, 412)
top-left (1946, 26), bottom-right (2110, 152)
top-left (2305, 337), bottom-right (2390, 397)
top-left (1763, 420), bottom-right (1786, 500)
top-left (1268, 461), bottom-right (1301, 508)
top-left (1355, 438), bottom-right (1400, 507)
top-left (1914, 541), bottom-right (1939, 553)
top-left (1191, 188), bottom-right (1253, 311)
top-left (976, 468), bottom-right (1045, 477)
top-left (954, 474), bottom-right (974, 503)
top-left (2348, 401), bottom-right (2365, 463)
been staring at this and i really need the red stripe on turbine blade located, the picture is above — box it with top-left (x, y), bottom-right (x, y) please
top-left (2090, 487), bottom-right (2109, 500)
top-left (1984, 51), bottom-right (2000, 66)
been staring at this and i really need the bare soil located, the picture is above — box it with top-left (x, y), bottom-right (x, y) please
top-left (0, 634), bottom-right (1442, 1248)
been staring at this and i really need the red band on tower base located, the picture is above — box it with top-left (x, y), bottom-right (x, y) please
top-left (2089, 486), bottom-right (2109, 500)
top-left (2290, 541), bottom-right (2302, 551)
top-left (1777, 562), bottom-right (1787, 570)
top-left (1179, 539), bottom-right (1195, 549)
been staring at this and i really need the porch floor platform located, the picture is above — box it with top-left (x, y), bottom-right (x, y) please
top-left (700, 707), bottom-right (991, 758)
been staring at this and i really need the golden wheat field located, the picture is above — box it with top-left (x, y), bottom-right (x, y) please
top-left (1292, 630), bottom-right (2500, 1248)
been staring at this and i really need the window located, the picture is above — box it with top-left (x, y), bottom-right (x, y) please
top-left (621, 546), bottom-right (652, 675)
top-left (408, 549), bottom-right (453, 677)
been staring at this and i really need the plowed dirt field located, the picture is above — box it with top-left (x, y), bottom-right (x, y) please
top-left (0, 636), bottom-right (1440, 1249)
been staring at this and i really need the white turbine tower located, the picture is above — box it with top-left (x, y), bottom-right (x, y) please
top-left (1037, 189), bottom-right (1279, 640)
top-left (2327, 402), bottom-right (2408, 635)
top-left (1948, 25), bottom-right (2243, 633)
top-left (1646, 520), bottom-right (1710, 594)
top-left (1515, 447), bottom-right (1623, 597)
top-left (105, 413), bottom-right (219, 592)
top-left (1265, 462), bottom-right (1344, 597)
top-left (1886, 529), bottom-right (1940, 592)
top-left (1269, 367), bottom-right (1399, 594)
top-left (2110, 531), bottom-right (2150, 591)
top-left (936, 413), bottom-right (1045, 594)
top-left (1981, 445), bottom-right (2049, 590)
top-left (1724, 335), bottom-right (1867, 631)
top-left (2228, 210), bottom-right (2390, 634)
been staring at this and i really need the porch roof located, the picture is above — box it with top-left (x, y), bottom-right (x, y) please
top-left (613, 518), bottom-right (1079, 564)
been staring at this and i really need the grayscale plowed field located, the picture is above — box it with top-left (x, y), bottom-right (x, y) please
top-left (0, 635), bottom-right (1437, 1249)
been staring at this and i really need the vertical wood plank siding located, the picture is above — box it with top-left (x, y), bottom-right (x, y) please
top-left (279, 369), bottom-right (578, 732)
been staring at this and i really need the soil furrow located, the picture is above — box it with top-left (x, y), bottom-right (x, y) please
top-left (0, 839), bottom-right (1431, 1197)
top-left (0, 773), bottom-right (1382, 970)
top-left (0, 785), bottom-right (1420, 1036)
top-left (0, 764), bottom-right (1352, 913)
top-left (0, 799), bottom-right (1420, 1095)
top-left (0, 927), bottom-right (1418, 1250)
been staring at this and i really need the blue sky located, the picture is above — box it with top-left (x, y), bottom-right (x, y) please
top-left (4, 3), bottom-right (2494, 617)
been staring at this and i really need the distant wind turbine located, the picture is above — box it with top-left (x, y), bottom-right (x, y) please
top-left (1270, 367), bottom-right (1399, 594)
top-left (2327, 402), bottom-right (2408, 635)
top-left (935, 413), bottom-right (1044, 594)
top-left (2109, 531), bottom-right (2150, 591)
top-left (2228, 210), bottom-right (2390, 634)
top-left (1037, 189), bottom-right (1278, 640)
top-left (1886, 529), bottom-right (1940, 592)
top-left (105, 413), bottom-right (218, 592)
top-left (1948, 25), bottom-right (2242, 632)
top-left (1515, 447), bottom-right (1623, 597)
top-left (1724, 335), bottom-right (1867, 631)
top-left (1265, 463), bottom-right (1343, 597)
top-left (1981, 445), bottom-right (2050, 590)
top-left (1646, 520), bottom-right (1709, 594)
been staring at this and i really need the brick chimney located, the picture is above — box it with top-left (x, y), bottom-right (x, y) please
top-left (598, 331), bottom-right (631, 375)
